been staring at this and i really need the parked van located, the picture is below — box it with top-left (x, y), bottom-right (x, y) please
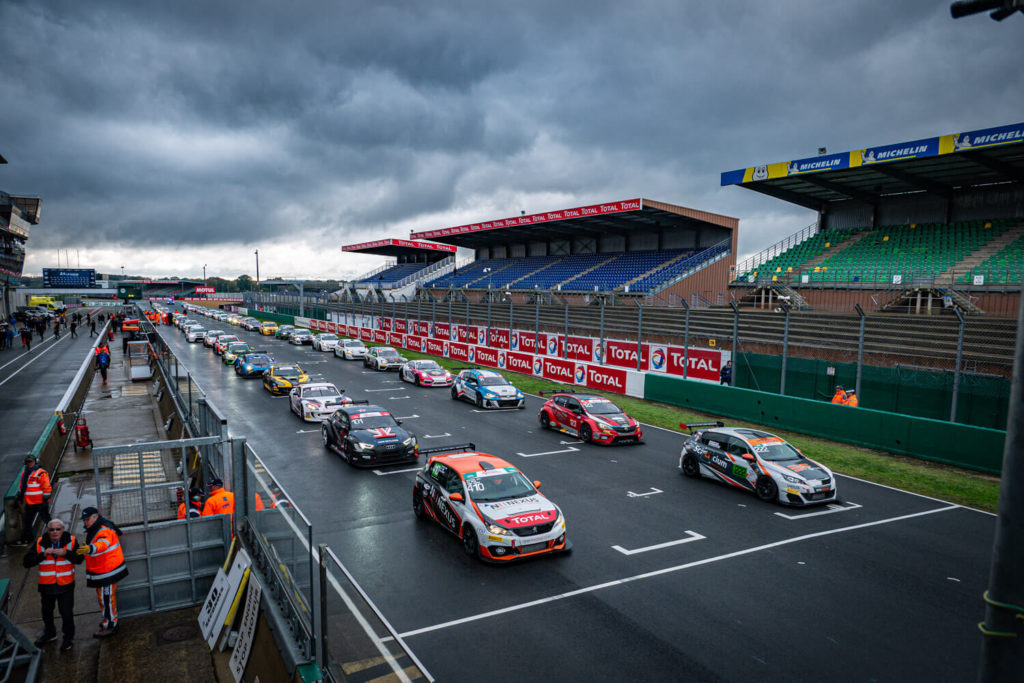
top-left (28, 296), bottom-right (64, 311)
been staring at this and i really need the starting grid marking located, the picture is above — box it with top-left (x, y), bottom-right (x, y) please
top-left (612, 531), bottom-right (705, 556)
top-left (774, 502), bottom-right (862, 520)
top-left (397, 504), bottom-right (960, 639)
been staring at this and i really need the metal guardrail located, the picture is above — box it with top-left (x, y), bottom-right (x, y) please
top-left (735, 220), bottom-right (819, 276)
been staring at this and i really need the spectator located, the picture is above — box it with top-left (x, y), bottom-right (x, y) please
top-left (89, 320), bottom-right (97, 337)
top-left (6, 324), bottom-right (13, 350)
top-left (70, 320), bottom-right (78, 338)
top-left (719, 360), bottom-right (733, 386)
top-left (53, 319), bottom-right (60, 339)
top-left (843, 389), bottom-right (859, 407)
top-left (0, 322), bottom-right (7, 350)
top-left (95, 343), bottom-right (111, 385)
top-left (831, 386), bottom-right (848, 404)
top-left (14, 454), bottom-right (51, 546)
top-left (23, 518), bottom-right (83, 652)
top-left (22, 326), bottom-right (32, 351)
top-left (76, 507), bottom-right (128, 638)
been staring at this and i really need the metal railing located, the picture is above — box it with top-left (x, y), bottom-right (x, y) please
top-left (643, 239), bottom-right (732, 296)
top-left (735, 220), bottom-right (819, 276)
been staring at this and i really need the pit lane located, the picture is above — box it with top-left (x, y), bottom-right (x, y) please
top-left (161, 309), bottom-right (995, 682)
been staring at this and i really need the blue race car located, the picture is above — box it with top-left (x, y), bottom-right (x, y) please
top-left (235, 351), bottom-right (273, 378)
top-left (450, 368), bottom-right (526, 409)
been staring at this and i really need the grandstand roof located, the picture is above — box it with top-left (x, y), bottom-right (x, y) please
top-left (409, 198), bottom-right (737, 249)
top-left (722, 121), bottom-right (1024, 211)
top-left (341, 238), bottom-right (456, 257)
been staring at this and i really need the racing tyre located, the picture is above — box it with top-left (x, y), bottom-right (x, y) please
top-left (580, 424), bottom-right (592, 443)
top-left (539, 412), bottom-right (551, 429)
top-left (755, 476), bottom-right (778, 503)
top-left (475, 393), bottom-right (483, 408)
top-left (681, 453), bottom-right (700, 478)
top-left (321, 426), bottom-right (330, 448)
top-left (462, 525), bottom-right (479, 557)
top-left (414, 375), bottom-right (421, 386)
top-left (413, 490), bottom-right (427, 520)
top-left (450, 387), bottom-right (459, 401)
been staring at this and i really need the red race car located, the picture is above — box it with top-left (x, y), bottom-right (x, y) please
top-left (537, 390), bottom-right (643, 445)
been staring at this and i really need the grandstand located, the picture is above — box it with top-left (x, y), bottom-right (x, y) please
top-left (412, 198), bottom-right (737, 302)
top-left (725, 121), bottom-right (1024, 315)
top-left (341, 238), bottom-right (457, 300)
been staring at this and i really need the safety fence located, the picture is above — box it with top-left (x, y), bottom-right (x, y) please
top-left (145, 308), bottom-right (431, 681)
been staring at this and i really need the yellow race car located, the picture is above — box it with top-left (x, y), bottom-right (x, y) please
top-left (260, 321), bottom-right (278, 335)
top-left (262, 363), bottom-right (310, 396)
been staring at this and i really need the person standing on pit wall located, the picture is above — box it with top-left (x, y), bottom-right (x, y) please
top-left (719, 360), bottom-right (733, 386)
top-left (76, 507), bottom-right (128, 638)
top-left (843, 389), bottom-right (859, 407)
top-left (23, 519), bottom-right (83, 652)
top-left (831, 385), bottom-right (848, 404)
top-left (14, 454), bottom-right (52, 546)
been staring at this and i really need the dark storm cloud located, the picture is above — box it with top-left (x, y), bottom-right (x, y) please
top-left (0, 0), bottom-right (1021, 259)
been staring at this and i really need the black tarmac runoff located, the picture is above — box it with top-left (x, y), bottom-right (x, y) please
top-left (161, 308), bottom-right (995, 682)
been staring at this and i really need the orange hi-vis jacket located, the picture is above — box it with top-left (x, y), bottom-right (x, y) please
top-left (830, 389), bottom-right (847, 405)
top-left (177, 501), bottom-right (202, 519)
top-left (21, 466), bottom-right (52, 505)
top-left (843, 394), bottom-right (859, 407)
top-left (203, 487), bottom-right (235, 517)
top-left (84, 525), bottom-right (127, 585)
top-left (36, 537), bottom-right (77, 587)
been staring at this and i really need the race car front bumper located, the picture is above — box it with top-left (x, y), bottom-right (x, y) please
top-left (479, 524), bottom-right (571, 562)
top-left (481, 397), bottom-right (525, 409)
top-left (350, 444), bottom-right (418, 467)
top-left (591, 426), bottom-right (644, 444)
top-left (782, 485), bottom-right (837, 506)
top-left (419, 376), bottom-right (454, 386)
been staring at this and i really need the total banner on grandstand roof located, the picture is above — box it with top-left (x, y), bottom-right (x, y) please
top-left (721, 120), bottom-right (1024, 185)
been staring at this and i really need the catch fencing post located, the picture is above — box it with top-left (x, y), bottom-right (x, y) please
top-left (599, 298), bottom-right (606, 365)
top-left (855, 304), bottom-right (866, 398)
top-left (729, 301), bottom-right (739, 386)
top-left (681, 299), bottom-right (690, 379)
top-left (951, 308), bottom-right (965, 422)
top-left (780, 304), bottom-right (791, 396)
top-left (534, 297), bottom-right (540, 356)
top-left (636, 303), bottom-right (643, 371)
top-left (563, 302), bottom-right (569, 359)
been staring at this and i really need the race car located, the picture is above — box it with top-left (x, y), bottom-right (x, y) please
top-left (363, 346), bottom-right (406, 371)
top-left (241, 317), bottom-right (261, 331)
top-left (203, 330), bottom-right (227, 348)
top-left (289, 382), bottom-right (352, 421)
top-left (262, 363), bottom-right (310, 396)
top-left (311, 333), bottom-right (340, 352)
top-left (450, 368), bottom-right (525, 408)
top-left (234, 351), bottom-right (273, 378)
top-left (213, 334), bottom-right (240, 355)
top-left (537, 390), bottom-right (643, 444)
top-left (222, 341), bottom-right (252, 365)
top-left (289, 329), bottom-right (314, 345)
top-left (334, 339), bottom-right (367, 360)
top-left (259, 321), bottom-right (278, 336)
top-left (320, 402), bottom-right (418, 466)
top-left (400, 359), bottom-right (453, 387)
top-left (275, 325), bottom-right (296, 340)
top-left (185, 325), bottom-right (206, 343)
top-left (678, 423), bottom-right (837, 506)
top-left (412, 446), bottom-right (570, 563)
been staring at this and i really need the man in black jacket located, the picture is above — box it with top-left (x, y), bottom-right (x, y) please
top-left (23, 519), bottom-right (84, 652)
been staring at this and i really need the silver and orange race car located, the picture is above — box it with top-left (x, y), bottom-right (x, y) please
top-left (678, 422), bottom-right (837, 506)
top-left (412, 444), bottom-right (570, 563)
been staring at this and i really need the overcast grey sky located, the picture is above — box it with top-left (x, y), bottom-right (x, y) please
top-left (1, 1), bottom-right (1021, 280)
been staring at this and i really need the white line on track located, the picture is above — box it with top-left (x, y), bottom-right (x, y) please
top-left (626, 487), bottom-right (663, 498)
top-left (516, 447), bottom-right (579, 458)
top-left (373, 467), bottom-right (420, 476)
top-left (0, 334), bottom-right (70, 388)
top-left (423, 433), bottom-right (452, 438)
top-left (612, 530), bottom-right (704, 555)
top-left (0, 333), bottom-right (62, 372)
top-left (388, 396), bottom-right (411, 400)
top-left (774, 502), bottom-right (862, 519)
top-left (295, 429), bottom-right (320, 434)
top-left (393, 415), bottom-right (420, 420)
top-left (364, 388), bottom-right (405, 392)
top-left (397, 504), bottom-right (960, 639)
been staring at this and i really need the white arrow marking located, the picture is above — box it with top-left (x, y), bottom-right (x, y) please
top-left (560, 440), bottom-right (584, 445)
top-left (295, 429), bottom-right (320, 434)
top-left (626, 487), bottom-right (663, 498)
top-left (612, 531), bottom-right (705, 555)
top-left (364, 388), bottom-right (405, 392)
top-left (516, 447), bottom-right (579, 458)
top-left (424, 433), bottom-right (452, 439)
top-left (372, 467), bottom-right (420, 476)
top-left (394, 415), bottom-right (419, 420)
top-left (774, 502), bottom-right (861, 520)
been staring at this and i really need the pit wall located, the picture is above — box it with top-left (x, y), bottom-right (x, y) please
top-left (230, 307), bottom-right (1006, 474)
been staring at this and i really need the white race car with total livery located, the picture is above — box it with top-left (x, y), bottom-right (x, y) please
top-left (289, 382), bottom-right (352, 422)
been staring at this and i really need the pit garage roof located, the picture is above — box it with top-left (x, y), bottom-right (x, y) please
top-left (408, 198), bottom-right (737, 249)
top-left (721, 121), bottom-right (1024, 210)
top-left (341, 238), bottom-right (456, 257)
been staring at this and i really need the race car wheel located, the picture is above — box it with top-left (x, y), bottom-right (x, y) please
top-left (539, 412), bottom-right (551, 429)
top-left (475, 393), bottom-right (483, 408)
top-left (681, 453), bottom-right (700, 478)
top-left (413, 490), bottom-right (427, 520)
top-left (414, 375), bottom-right (421, 386)
top-left (580, 424), bottom-right (592, 443)
top-left (450, 387), bottom-right (459, 400)
top-left (321, 426), bottom-right (329, 448)
top-left (756, 476), bottom-right (778, 502)
top-left (462, 525), bottom-right (479, 557)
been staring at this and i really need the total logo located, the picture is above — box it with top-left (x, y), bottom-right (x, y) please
top-left (650, 348), bottom-right (666, 371)
top-left (476, 328), bottom-right (486, 344)
top-left (468, 347), bottom-right (475, 363)
top-left (443, 341), bottom-right (450, 357)
top-left (498, 351), bottom-right (506, 369)
top-left (547, 337), bottom-right (559, 354)
top-left (574, 364), bottom-right (586, 384)
top-left (510, 333), bottom-right (519, 350)
top-left (533, 357), bottom-right (543, 375)
top-left (450, 329), bottom-right (458, 342)
top-left (593, 345), bottom-right (603, 363)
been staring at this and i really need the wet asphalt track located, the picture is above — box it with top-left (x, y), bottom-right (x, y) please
top-left (160, 308), bottom-right (996, 682)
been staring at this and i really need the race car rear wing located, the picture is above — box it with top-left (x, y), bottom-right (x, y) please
top-left (344, 400), bottom-right (370, 406)
top-left (418, 443), bottom-right (477, 457)
top-left (679, 421), bottom-right (724, 435)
